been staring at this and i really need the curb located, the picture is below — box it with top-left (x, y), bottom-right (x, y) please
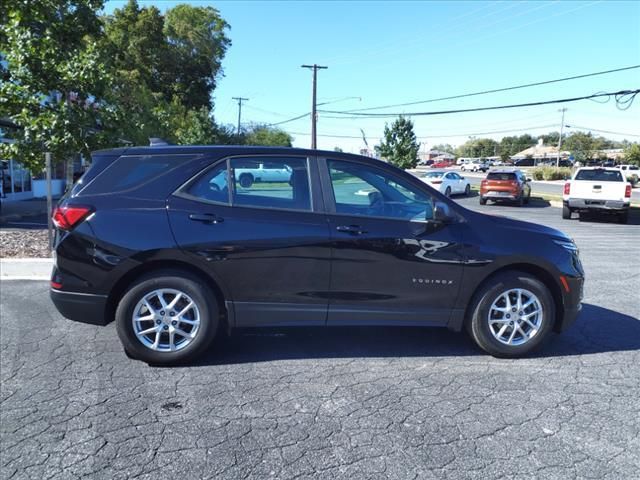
top-left (0, 258), bottom-right (53, 280)
top-left (0, 210), bottom-right (48, 224)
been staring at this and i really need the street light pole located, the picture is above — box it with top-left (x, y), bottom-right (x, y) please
top-left (557, 108), bottom-right (567, 167)
top-left (301, 64), bottom-right (327, 149)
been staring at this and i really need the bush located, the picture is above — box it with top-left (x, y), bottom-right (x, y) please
top-left (531, 167), bottom-right (573, 181)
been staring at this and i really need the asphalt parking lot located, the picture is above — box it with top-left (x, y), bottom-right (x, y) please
top-left (1, 199), bottom-right (639, 480)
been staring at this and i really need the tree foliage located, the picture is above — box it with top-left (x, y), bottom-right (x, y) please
top-left (562, 132), bottom-right (610, 163)
top-left (375, 116), bottom-right (420, 169)
top-left (623, 143), bottom-right (640, 166)
top-left (102, 0), bottom-right (231, 146)
top-left (0, 0), bottom-right (116, 172)
top-left (430, 143), bottom-right (455, 155)
top-left (242, 125), bottom-right (293, 147)
top-left (455, 137), bottom-right (499, 159)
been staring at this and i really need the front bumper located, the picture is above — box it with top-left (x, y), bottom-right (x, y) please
top-left (50, 289), bottom-right (109, 326)
top-left (555, 274), bottom-right (584, 332)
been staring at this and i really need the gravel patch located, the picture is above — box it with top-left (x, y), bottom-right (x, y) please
top-left (0, 230), bottom-right (51, 258)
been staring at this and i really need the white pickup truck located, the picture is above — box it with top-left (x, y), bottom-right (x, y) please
top-left (563, 167), bottom-right (632, 223)
top-left (235, 163), bottom-right (292, 188)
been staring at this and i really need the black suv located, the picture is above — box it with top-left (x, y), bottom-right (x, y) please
top-left (50, 146), bottom-right (584, 364)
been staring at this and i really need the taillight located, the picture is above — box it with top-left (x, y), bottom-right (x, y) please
top-left (564, 182), bottom-right (571, 195)
top-left (625, 184), bottom-right (632, 198)
top-left (52, 205), bottom-right (93, 230)
top-left (431, 180), bottom-right (442, 184)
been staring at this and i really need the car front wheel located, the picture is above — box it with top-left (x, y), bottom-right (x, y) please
top-left (116, 270), bottom-right (219, 365)
top-left (466, 271), bottom-right (555, 357)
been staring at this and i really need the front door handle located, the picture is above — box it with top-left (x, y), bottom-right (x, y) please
top-left (336, 225), bottom-right (367, 235)
top-left (189, 213), bottom-right (224, 224)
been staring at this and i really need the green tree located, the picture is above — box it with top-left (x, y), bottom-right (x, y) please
top-left (623, 143), bottom-right (640, 166)
top-left (0, 0), bottom-right (118, 173)
top-left (242, 125), bottom-right (292, 147)
top-left (375, 116), bottom-right (420, 169)
top-left (562, 132), bottom-right (607, 163)
top-left (456, 137), bottom-right (499, 159)
top-left (498, 134), bottom-right (535, 161)
top-left (102, 0), bottom-right (231, 145)
top-left (431, 143), bottom-right (455, 155)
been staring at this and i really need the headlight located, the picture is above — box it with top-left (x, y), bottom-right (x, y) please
top-left (553, 239), bottom-right (578, 254)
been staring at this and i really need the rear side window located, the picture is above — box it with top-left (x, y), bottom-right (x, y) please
top-left (82, 154), bottom-right (200, 195)
top-left (487, 173), bottom-right (516, 181)
top-left (575, 169), bottom-right (623, 182)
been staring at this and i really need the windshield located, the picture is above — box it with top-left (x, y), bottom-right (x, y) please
top-left (487, 173), bottom-right (516, 181)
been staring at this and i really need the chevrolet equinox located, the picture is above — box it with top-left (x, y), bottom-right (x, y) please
top-left (50, 146), bottom-right (584, 364)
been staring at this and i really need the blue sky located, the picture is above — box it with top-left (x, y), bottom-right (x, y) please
top-left (104, 0), bottom-right (640, 152)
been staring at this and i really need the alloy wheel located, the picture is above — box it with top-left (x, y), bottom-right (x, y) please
top-left (131, 288), bottom-right (201, 352)
top-left (487, 288), bottom-right (543, 346)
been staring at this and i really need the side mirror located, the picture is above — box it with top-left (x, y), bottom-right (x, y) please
top-left (526, 177), bottom-right (532, 182)
top-left (433, 201), bottom-right (454, 223)
top-left (459, 176), bottom-right (465, 180)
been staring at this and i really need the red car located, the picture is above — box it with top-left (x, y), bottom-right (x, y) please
top-left (431, 160), bottom-right (454, 168)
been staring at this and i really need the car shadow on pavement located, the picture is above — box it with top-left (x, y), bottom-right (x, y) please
top-left (189, 303), bottom-right (639, 366)
top-left (575, 207), bottom-right (640, 226)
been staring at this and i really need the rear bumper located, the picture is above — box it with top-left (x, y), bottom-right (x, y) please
top-left (50, 289), bottom-right (109, 326)
top-left (566, 199), bottom-right (629, 211)
top-left (482, 191), bottom-right (519, 200)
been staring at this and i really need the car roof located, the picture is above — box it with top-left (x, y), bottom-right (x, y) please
top-left (91, 145), bottom-right (374, 163)
top-left (488, 168), bottom-right (519, 174)
top-left (575, 167), bottom-right (620, 171)
top-left (423, 170), bottom-right (447, 174)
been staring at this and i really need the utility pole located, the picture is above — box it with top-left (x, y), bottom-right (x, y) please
top-left (557, 108), bottom-right (567, 167)
top-left (232, 97), bottom-right (249, 138)
top-left (301, 64), bottom-right (327, 149)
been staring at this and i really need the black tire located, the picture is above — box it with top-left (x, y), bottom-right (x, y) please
top-left (479, 197), bottom-right (487, 205)
top-left (562, 204), bottom-right (571, 219)
top-left (465, 184), bottom-right (471, 196)
top-left (524, 191), bottom-right (530, 204)
top-left (238, 173), bottom-right (254, 188)
top-left (445, 187), bottom-right (451, 197)
top-left (516, 195), bottom-right (524, 207)
top-left (115, 270), bottom-right (219, 365)
top-left (618, 211), bottom-right (629, 224)
top-left (466, 271), bottom-right (555, 358)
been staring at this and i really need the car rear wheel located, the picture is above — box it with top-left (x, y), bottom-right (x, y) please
top-left (116, 270), bottom-right (219, 365)
top-left (465, 184), bottom-right (471, 196)
top-left (466, 271), bottom-right (555, 357)
top-left (562, 204), bottom-right (572, 219)
top-left (445, 187), bottom-right (451, 197)
top-left (479, 197), bottom-right (487, 205)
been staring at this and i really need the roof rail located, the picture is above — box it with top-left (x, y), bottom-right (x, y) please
top-left (149, 137), bottom-right (174, 147)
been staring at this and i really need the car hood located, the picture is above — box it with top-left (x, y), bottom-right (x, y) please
top-left (480, 211), bottom-right (571, 241)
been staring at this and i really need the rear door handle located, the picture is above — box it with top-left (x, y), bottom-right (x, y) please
top-left (336, 225), bottom-right (367, 235)
top-left (189, 213), bottom-right (224, 224)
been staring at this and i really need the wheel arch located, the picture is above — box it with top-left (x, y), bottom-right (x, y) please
top-left (463, 263), bottom-right (564, 333)
top-left (105, 260), bottom-right (231, 330)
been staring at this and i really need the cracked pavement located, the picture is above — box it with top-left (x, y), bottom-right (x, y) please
top-left (1, 199), bottom-right (639, 479)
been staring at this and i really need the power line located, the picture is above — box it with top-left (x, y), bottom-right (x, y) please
top-left (319, 89), bottom-right (640, 118)
top-left (266, 112), bottom-right (310, 127)
top-left (565, 125), bottom-right (640, 138)
top-left (287, 123), bottom-right (560, 140)
top-left (330, 65), bottom-right (640, 114)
